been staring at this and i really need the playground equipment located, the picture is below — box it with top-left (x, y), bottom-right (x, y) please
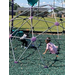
top-left (27, 0), bottom-right (39, 6)
top-left (9, 0), bottom-right (65, 68)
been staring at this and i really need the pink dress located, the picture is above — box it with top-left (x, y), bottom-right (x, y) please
top-left (46, 42), bottom-right (58, 54)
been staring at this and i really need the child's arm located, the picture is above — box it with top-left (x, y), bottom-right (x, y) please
top-left (43, 49), bottom-right (48, 54)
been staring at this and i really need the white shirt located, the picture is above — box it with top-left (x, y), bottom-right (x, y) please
top-left (46, 42), bottom-right (58, 54)
top-left (20, 34), bottom-right (27, 40)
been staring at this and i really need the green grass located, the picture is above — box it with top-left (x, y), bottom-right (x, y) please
top-left (9, 34), bottom-right (65, 75)
top-left (9, 15), bottom-right (65, 32)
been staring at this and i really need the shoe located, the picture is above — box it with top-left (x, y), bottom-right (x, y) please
top-left (24, 47), bottom-right (27, 49)
top-left (49, 52), bottom-right (51, 54)
top-left (21, 45), bottom-right (23, 48)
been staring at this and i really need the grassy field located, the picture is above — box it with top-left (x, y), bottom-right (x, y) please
top-left (9, 34), bottom-right (65, 75)
top-left (9, 15), bottom-right (65, 32)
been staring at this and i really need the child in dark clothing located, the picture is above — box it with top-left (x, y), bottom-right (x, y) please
top-left (20, 33), bottom-right (29, 49)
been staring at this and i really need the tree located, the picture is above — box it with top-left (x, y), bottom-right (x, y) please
top-left (9, 0), bottom-right (12, 7)
top-left (9, 0), bottom-right (20, 10)
top-left (13, 3), bottom-right (20, 10)
top-left (54, 7), bottom-right (65, 13)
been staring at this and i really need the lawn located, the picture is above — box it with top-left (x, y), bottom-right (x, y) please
top-left (9, 34), bottom-right (65, 75)
top-left (9, 15), bottom-right (65, 32)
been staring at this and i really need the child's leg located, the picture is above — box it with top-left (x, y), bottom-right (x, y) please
top-left (20, 39), bottom-right (24, 46)
top-left (24, 39), bottom-right (28, 47)
top-left (22, 41), bottom-right (25, 46)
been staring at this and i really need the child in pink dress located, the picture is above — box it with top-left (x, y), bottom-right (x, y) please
top-left (43, 37), bottom-right (58, 54)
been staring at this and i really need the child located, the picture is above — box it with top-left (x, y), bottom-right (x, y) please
top-left (20, 33), bottom-right (29, 49)
top-left (43, 37), bottom-right (58, 54)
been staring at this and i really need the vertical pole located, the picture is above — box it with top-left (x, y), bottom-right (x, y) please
top-left (37, 0), bottom-right (40, 18)
top-left (38, 0), bottom-right (40, 9)
top-left (53, 0), bottom-right (55, 7)
top-left (11, 0), bottom-right (14, 33)
top-left (30, 6), bottom-right (34, 37)
top-left (57, 26), bottom-right (59, 39)
top-left (62, 0), bottom-right (63, 8)
top-left (53, 0), bottom-right (55, 18)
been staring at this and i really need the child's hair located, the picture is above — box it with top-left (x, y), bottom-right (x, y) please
top-left (46, 37), bottom-right (51, 42)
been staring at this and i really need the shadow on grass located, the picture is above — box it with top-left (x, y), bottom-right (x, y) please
top-left (48, 56), bottom-right (65, 68)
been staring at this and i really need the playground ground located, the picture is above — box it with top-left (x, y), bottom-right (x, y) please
top-left (9, 34), bottom-right (65, 75)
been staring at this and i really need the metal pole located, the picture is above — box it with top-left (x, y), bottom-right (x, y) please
top-left (53, 0), bottom-right (55, 7)
top-left (38, 0), bottom-right (40, 8)
top-left (11, 0), bottom-right (14, 33)
top-left (37, 0), bottom-right (40, 18)
top-left (61, 0), bottom-right (62, 7)
top-left (30, 6), bottom-right (34, 37)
